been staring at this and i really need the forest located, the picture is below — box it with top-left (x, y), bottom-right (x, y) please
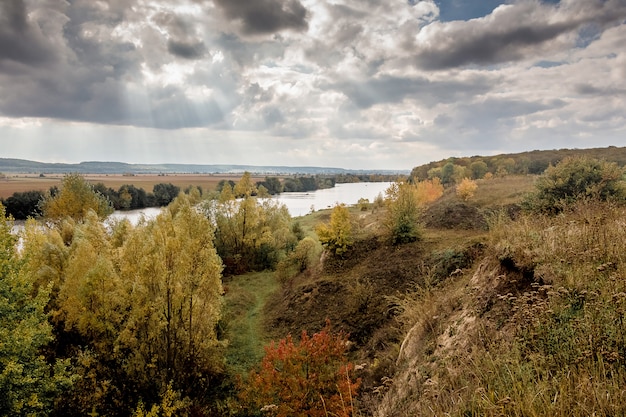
top-left (1, 148), bottom-right (626, 416)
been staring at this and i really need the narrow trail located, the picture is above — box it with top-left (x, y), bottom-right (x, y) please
top-left (223, 271), bottom-right (279, 375)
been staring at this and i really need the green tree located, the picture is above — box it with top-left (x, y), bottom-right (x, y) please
top-left (256, 177), bottom-right (283, 195)
top-left (469, 160), bottom-right (488, 179)
top-left (524, 157), bottom-right (626, 213)
top-left (41, 173), bottom-right (113, 222)
top-left (152, 183), bottom-right (180, 206)
top-left (0, 205), bottom-right (73, 416)
top-left (315, 204), bottom-right (352, 257)
top-left (385, 181), bottom-right (422, 245)
top-left (2, 190), bottom-right (44, 219)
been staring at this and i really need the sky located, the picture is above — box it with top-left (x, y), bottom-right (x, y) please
top-left (1, 0), bottom-right (625, 170)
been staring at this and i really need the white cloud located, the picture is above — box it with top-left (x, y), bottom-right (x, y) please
top-left (0, 0), bottom-right (625, 170)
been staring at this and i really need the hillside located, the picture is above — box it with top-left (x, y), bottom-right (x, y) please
top-left (255, 167), bottom-right (626, 416)
top-left (409, 145), bottom-right (626, 181)
top-left (0, 158), bottom-right (406, 175)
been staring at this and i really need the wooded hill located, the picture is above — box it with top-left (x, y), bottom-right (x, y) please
top-left (410, 145), bottom-right (626, 182)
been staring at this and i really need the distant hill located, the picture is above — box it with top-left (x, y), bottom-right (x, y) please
top-left (0, 158), bottom-right (407, 175)
top-left (409, 146), bottom-right (626, 181)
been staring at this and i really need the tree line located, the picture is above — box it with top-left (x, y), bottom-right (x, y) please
top-left (409, 146), bottom-right (626, 185)
top-left (0, 181), bottom-right (184, 220)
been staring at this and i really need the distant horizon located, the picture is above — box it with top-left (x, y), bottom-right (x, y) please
top-left (0, 157), bottom-right (409, 175)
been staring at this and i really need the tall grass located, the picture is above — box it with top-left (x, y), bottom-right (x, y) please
top-left (383, 201), bottom-right (626, 416)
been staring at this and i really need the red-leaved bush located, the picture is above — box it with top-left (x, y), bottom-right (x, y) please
top-left (239, 321), bottom-right (360, 417)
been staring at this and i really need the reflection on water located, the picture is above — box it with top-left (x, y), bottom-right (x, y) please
top-left (108, 207), bottom-right (162, 226)
top-left (270, 182), bottom-right (392, 217)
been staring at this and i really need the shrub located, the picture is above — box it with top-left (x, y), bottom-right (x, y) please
top-left (239, 322), bottom-right (360, 417)
top-left (316, 204), bottom-right (353, 257)
top-left (385, 182), bottom-right (422, 245)
top-left (456, 177), bottom-right (478, 201)
top-left (524, 157), bottom-right (626, 214)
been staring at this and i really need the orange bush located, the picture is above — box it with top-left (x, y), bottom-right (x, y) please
top-left (415, 178), bottom-right (444, 204)
top-left (239, 321), bottom-right (360, 417)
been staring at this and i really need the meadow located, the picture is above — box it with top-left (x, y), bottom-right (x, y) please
top-left (0, 173), bottom-right (267, 199)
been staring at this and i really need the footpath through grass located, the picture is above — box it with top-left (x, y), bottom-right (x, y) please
top-left (222, 271), bottom-right (280, 376)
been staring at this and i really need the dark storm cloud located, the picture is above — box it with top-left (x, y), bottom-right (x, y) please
top-left (214, 0), bottom-right (308, 35)
top-left (331, 75), bottom-right (492, 109)
top-left (411, 0), bottom-right (626, 70)
top-left (0, 0), bottom-right (56, 64)
top-left (153, 11), bottom-right (207, 59)
top-left (0, 0), bottom-right (227, 129)
top-left (0, 1), bottom-right (142, 124)
top-left (167, 40), bottom-right (206, 59)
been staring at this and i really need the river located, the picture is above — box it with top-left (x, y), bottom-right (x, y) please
top-left (110, 181), bottom-right (393, 223)
top-left (269, 181), bottom-right (392, 217)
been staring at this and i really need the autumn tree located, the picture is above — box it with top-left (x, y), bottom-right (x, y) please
top-left (315, 204), bottom-right (353, 257)
top-left (22, 193), bottom-right (226, 415)
top-left (415, 178), bottom-right (444, 204)
top-left (384, 181), bottom-right (422, 245)
top-left (234, 171), bottom-right (257, 198)
top-left (117, 194), bottom-right (224, 397)
top-left (0, 204), bottom-right (73, 416)
top-left (456, 177), bottom-right (478, 201)
top-left (206, 173), bottom-right (296, 274)
top-left (55, 210), bottom-right (128, 353)
top-left (239, 322), bottom-right (360, 417)
top-left (40, 173), bottom-right (113, 222)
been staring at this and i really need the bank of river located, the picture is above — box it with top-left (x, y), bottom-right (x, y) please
top-left (8, 182), bottom-right (394, 233)
top-left (270, 181), bottom-right (392, 217)
top-left (111, 182), bottom-right (392, 222)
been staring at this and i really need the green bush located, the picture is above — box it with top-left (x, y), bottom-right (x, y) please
top-left (524, 156), bottom-right (626, 214)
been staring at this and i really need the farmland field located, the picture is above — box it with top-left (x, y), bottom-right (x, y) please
top-left (0, 173), bottom-right (268, 199)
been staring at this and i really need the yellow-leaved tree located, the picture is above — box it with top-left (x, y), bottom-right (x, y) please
top-left (117, 194), bottom-right (224, 396)
top-left (41, 173), bottom-right (113, 222)
top-left (316, 203), bottom-right (353, 257)
top-left (456, 177), bottom-right (478, 201)
top-left (0, 204), bottom-right (73, 416)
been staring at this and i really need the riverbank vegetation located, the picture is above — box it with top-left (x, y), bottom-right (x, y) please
top-left (1, 149), bottom-right (626, 415)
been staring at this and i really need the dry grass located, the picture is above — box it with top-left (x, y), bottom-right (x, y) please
top-left (378, 200), bottom-right (626, 416)
top-left (0, 173), bottom-right (268, 198)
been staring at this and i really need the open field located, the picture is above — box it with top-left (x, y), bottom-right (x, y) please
top-left (0, 173), bottom-right (268, 199)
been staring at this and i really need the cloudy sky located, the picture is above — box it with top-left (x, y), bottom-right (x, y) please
top-left (1, 0), bottom-right (625, 170)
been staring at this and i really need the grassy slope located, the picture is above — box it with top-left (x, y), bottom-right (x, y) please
top-left (222, 271), bottom-right (280, 376)
top-left (377, 190), bottom-right (626, 415)
top-left (225, 174), bottom-right (626, 416)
